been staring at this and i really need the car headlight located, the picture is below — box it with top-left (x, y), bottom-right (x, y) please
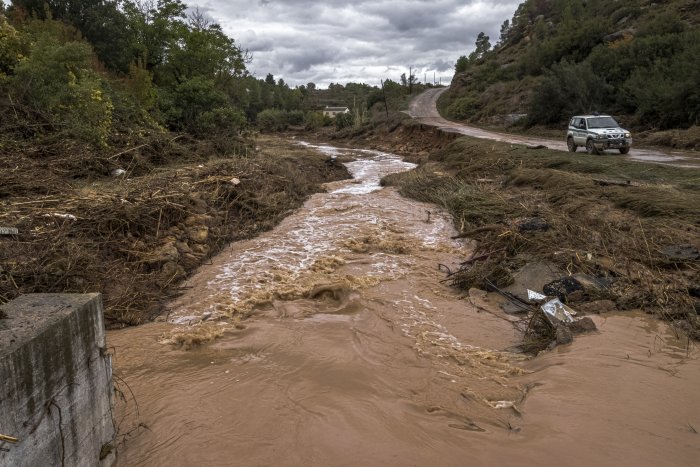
top-left (596, 134), bottom-right (604, 139)
top-left (625, 132), bottom-right (631, 138)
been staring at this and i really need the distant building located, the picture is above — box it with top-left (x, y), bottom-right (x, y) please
top-left (322, 106), bottom-right (350, 117)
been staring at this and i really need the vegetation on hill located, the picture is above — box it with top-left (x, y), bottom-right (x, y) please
top-left (442, 0), bottom-right (700, 132)
top-left (0, 0), bottom-right (438, 144)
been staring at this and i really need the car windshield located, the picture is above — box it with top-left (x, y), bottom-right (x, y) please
top-left (587, 117), bottom-right (619, 129)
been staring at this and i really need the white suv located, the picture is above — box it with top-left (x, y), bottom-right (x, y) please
top-left (566, 115), bottom-right (632, 155)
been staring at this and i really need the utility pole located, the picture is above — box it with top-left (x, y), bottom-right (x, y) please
top-left (409, 66), bottom-right (413, 94)
top-left (380, 79), bottom-right (390, 120)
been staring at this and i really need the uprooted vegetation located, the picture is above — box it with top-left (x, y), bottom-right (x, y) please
top-left (0, 135), bottom-right (348, 326)
top-left (382, 133), bottom-right (700, 343)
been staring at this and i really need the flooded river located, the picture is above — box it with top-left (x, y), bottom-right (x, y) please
top-left (109, 141), bottom-right (700, 466)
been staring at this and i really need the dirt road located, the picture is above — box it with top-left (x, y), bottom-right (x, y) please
top-left (409, 88), bottom-right (700, 168)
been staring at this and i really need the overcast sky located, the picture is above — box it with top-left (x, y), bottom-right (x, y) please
top-left (189, 0), bottom-right (521, 88)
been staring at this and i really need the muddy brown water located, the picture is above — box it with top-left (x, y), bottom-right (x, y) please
top-left (109, 141), bottom-right (700, 466)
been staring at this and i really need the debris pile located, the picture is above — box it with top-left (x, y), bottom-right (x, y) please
top-left (0, 135), bottom-right (348, 325)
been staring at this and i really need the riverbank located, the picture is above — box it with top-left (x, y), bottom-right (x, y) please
top-left (0, 135), bottom-right (349, 326)
top-left (321, 117), bottom-right (700, 343)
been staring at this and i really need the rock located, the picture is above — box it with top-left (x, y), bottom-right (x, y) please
top-left (191, 244), bottom-right (210, 256)
top-left (570, 317), bottom-right (597, 333)
top-left (161, 261), bottom-right (184, 279)
top-left (190, 197), bottom-right (208, 214)
top-left (514, 217), bottom-right (549, 233)
top-left (503, 261), bottom-right (563, 303)
top-left (555, 326), bottom-right (573, 345)
top-left (543, 277), bottom-right (584, 302)
top-left (181, 253), bottom-right (201, 268)
top-left (150, 243), bottom-right (179, 264)
top-left (187, 226), bottom-right (209, 243)
top-left (175, 241), bottom-right (192, 254)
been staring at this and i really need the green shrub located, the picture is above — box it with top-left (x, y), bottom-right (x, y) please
top-left (196, 107), bottom-right (246, 136)
top-left (334, 112), bottom-right (354, 129)
top-left (446, 94), bottom-right (480, 120)
top-left (256, 108), bottom-right (288, 131)
top-left (12, 36), bottom-right (113, 146)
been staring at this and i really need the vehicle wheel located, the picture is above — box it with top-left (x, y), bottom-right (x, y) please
top-left (619, 147), bottom-right (630, 154)
top-left (567, 137), bottom-right (577, 152)
top-left (586, 139), bottom-right (599, 155)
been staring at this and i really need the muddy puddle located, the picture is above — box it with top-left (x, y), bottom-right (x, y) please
top-left (109, 141), bottom-right (700, 466)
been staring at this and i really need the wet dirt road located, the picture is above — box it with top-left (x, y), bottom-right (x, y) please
top-left (409, 88), bottom-right (700, 168)
top-left (109, 141), bottom-right (700, 466)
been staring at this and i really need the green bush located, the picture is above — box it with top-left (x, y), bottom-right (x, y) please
top-left (446, 94), bottom-right (480, 120)
top-left (196, 107), bottom-right (246, 136)
top-left (304, 111), bottom-right (330, 129)
top-left (256, 109), bottom-right (288, 131)
top-left (334, 112), bottom-right (354, 129)
top-left (11, 35), bottom-right (113, 146)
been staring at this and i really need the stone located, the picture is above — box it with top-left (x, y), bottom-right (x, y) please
top-left (188, 226), bottom-right (209, 243)
top-left (150, 242), bottom-right (179, 263)
top-left (175, 241), bottom-right (192, 254)
top-left (570, 317), bottom-right (597, 333)
top-left (543, 277), bottom-right (584, 301)
top-left (555, 326), bottom-right (573, 345)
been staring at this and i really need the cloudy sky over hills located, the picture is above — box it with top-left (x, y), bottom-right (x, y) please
top-left (190, 0), bottom-right (521, 87)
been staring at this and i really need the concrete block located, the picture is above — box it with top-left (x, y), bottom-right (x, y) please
top-left (0, 294), bottom-right (115, 467)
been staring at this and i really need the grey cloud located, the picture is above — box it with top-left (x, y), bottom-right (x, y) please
top-left (190, 0), bottom-right (521, 86)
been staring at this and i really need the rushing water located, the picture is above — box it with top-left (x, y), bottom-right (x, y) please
top-left (109, 141), bottom-right (700, 466)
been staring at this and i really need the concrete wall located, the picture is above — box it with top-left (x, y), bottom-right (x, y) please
top-left (0, 294), bottom-right (115, 467)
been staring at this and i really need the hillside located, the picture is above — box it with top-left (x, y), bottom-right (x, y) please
top-left (440, 0), bottom-right (700, 135)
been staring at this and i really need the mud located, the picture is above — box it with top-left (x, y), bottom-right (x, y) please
top-left (109, 141), bottom-right (700, 466)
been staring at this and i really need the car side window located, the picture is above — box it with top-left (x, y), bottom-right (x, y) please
top-left (578, 119), bottom-right (586, 129)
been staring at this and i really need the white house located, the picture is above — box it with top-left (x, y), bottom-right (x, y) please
top-left (322, 106), bottom-right (350, 117)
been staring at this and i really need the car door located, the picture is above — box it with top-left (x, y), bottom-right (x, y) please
top-left (574, 118), bottom-right (586, 145)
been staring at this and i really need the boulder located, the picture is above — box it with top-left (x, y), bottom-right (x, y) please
top-left (543, 277), bottom-right (584, 301)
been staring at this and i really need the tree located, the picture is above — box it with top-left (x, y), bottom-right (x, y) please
top-left (468, 32), bottom-right (491, 63)
top-left (123, 0), bottom-right (188, 71)
top-left (498, 20), bottom-right (510, 46)
top-left (265, 73), bottom-right (275, 85)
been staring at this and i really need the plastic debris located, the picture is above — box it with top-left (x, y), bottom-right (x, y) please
top-left (230, 177), bottom-right (241, 185)
top-left (111, 168), bottom-right (127, 177)
top-left (527, 289), bottom-right (546, 301)
top-left (541, 298), bottom-right (576, 325)
top-left (0, 227), bottom-right (18, 235)
top-left (44, 213), bottom-right (77, 221)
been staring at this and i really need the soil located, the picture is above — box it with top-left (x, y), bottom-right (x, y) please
top-left (0, 134), bottom-right (349, 327)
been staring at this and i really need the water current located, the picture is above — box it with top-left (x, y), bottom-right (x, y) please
top-left (108, 141), bottom-right (700, 466)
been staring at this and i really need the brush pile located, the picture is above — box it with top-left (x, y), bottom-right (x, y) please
top-left (0, 134), bottom-right (347, 326)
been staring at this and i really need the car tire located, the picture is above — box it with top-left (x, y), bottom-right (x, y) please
top-left (567, 137), bottom-right (577, 152)
top-left (586, 139), bottom-right (599, 155)
top-left (619, 147), bottom-right (630, 154)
